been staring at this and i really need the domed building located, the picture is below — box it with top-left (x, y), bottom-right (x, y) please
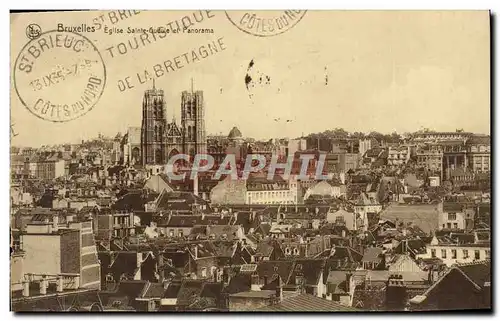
top-left (228, 126), bottom-right (243, 142)
top-left (226, 126), bottom-right (247, 164)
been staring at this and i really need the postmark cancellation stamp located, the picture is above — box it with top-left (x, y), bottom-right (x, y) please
top-left (13, 30), bottom-right (106, 123)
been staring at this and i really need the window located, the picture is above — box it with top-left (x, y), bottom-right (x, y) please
top-left (169, 229), bottom-right (174, 237)
top-left (431, 249), bottom-right (436, 258)
top-left (485, 250), bottom-right (490, 259)
top-left (441, 249), bottom-right (447, 258)
top-left (474, 250), bottom-right (480, 260)
top-left (453, 223), bottom-right (458, 229)
top-left (201, 267), bottom-right (207, 278)
top-left (447, 223), bottom-right (451, 229)
top-left (178, 230), bottom-right (184, 237)
top-left (335, 216), bottom-right (346, 225)
top-left (463, 250), bottom-right (469, 258)
top-left (448, 213), bottom-right (457, 221)
top-left (451, 249), bottom-right (457, 259)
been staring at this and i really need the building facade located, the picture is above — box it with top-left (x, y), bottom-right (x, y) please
top-left (139, 84), bottom-right (207, 166)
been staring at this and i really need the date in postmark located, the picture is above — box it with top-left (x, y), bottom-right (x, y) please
top-left (13, 30), bottom-right (106, 123)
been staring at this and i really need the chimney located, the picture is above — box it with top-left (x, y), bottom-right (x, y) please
top-left (193, 174), bottom-right (199, 196)
top-left (56, 276), bottom-right (64, 292)
top-left (22, 279), bottom-right (30, 297)
top-left (295, 274), bottom-right (305, 293)
top-left (158, 253), bottom-right (165, 282)
top-left (135, 252), bottom-right (142, 280)
top-left (52, 215), bottom-right (59, 232)
top-left (251, 273), bottom-right (261, 291)
top-left (275, 276), bottom-right (283, 302)
top-left (39, 276), bottom-right (48, 295)
top-left (345, 272), bottom-right (352, 293)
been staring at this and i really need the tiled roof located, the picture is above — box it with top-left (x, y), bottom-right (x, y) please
top-left (226, 273), bottom-right (252, 294)
top-left (361, 247), bottom-right (383, 263)
top-left (176, 280), bottom-right (205, 306)
top-left (455, 260), bottom-right (490, 288)
top-left (380, 204), bottom-right (439, 235)
top-left (139, 282), bottom-right (165, 298)
top-left (288, 259), bottom-right (326, 286)
top-left (112, 190), bottom-right (158, 211)
top-left (257, 260), bottom-right (294, 282)
top-left (256, 293), bottom-right (359, 311)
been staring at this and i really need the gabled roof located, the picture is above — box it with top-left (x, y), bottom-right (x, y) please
top-left (139, 282), bottom-right (166, 299)
top-left (256, 260), bottom-right (294, 283)
top-left (455, 260), bottom-right (491, 288)
top-left (167, 122), bottom-right (182, 137)
top-left (410, 260), bottom-right (491, 306)
top-left (288, 259), bottom-right (326, 286)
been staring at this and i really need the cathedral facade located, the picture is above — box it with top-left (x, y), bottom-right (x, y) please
top-left (140, 83), bottom-right (207, 166)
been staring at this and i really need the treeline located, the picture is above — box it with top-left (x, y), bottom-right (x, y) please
top-left (303, 128), bottom-right (413, 144)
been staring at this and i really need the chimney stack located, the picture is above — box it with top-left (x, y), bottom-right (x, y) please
top-left (39, 276), bottom-right (48, 295)
top-left (345, 272), bottom-right (352, 293)
top-left (56, 276), bottom-right (64, 292)
top-left (193, 174), bottom-right (199, 196)
top-left (158, 253), bottom-right (165, 282)
top-left (275, 276), bottom-right (283, 302)
top-left (22, 279), bottom-right (30, 297)
top-left (251, 273), bottom-right (261, 291)
top-left (52, 215), bottom-right (59, 232)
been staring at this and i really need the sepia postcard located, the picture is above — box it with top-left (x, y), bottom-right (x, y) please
top-left (10, 10), bottom-right (491, 312)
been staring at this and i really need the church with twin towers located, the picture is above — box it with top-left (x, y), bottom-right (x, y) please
top-left (140, 80), bottom-right (207, 165)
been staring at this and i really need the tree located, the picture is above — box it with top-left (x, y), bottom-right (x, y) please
top-left (351, 132), bottom-right (366, 139)
top-left (368, 131), bottom-right (385, 142)
top-left (390, 131), bottom-right (401, 143)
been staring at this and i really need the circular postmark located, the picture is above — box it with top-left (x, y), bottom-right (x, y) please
top-left (225, 10), bottom-right (307, 37)
top-left (13, 30), bottom-right (106, 123)
top-left (26, 24), bottom-right (42, 40)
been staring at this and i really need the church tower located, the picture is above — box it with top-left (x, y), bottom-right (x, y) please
top-left (141, 81), bottom-right (167, 165)
top-left (181, 79), bottom-right (207, 157)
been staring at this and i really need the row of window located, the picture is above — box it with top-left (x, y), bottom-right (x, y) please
top-left (249, 191), bottom-right (292, 199)
top-left (285, 247), bottom-right (300, 255)
top-left (430, 248), bottom-right (490, 260)
top-left (251, 201), bottom-right (296, 205)
top-left (442, 223), bottom-right (459, 229)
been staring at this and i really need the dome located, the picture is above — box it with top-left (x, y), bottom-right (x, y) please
top-left (228, 126), bottom-right (243, 140)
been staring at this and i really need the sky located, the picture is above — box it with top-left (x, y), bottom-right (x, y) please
top-left (10, 10), bottom-right (490, 147)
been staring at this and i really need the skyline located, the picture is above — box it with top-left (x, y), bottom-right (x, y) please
top-left (11, 11), bottom-right (490, 147)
